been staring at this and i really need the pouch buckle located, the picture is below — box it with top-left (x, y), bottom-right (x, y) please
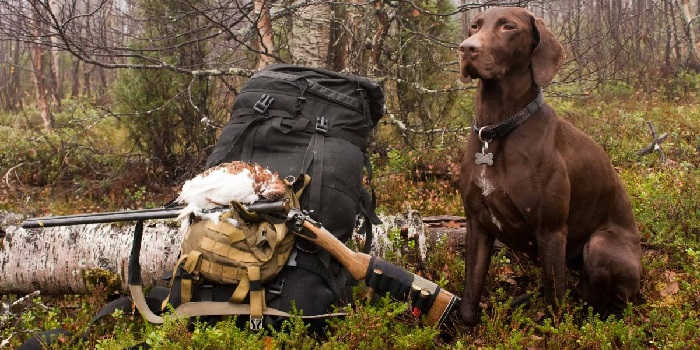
top-left (268, 279), bottom-right (286, 296)
top-left (253, 94), bottom-right (274, 114)
top-left (250, 316), bottom-right (263, 331)
top-left (315, 116), bottom-right (328, 134)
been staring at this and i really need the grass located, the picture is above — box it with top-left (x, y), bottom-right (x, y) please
top-left (1, 78), bottom-right (698, 348)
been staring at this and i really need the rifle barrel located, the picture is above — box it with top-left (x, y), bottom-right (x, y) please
top-left (20, 200), bottom-right (289, 229)
top-left (21, 207), bottom-right (183, 228)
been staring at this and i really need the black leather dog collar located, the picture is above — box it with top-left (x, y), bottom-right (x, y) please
top-left (473, 89), bottom-right (544, 142)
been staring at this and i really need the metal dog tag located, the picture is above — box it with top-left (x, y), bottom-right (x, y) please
top-left (474, 141), bottom-right (493, 166)
top-left (475, 152), bottom-right (493, 166)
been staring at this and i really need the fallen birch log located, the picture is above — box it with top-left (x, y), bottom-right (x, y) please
top-left (0, 210), bottom-right (465, 294)
top-left (0, 211), bottom-right (185, 294)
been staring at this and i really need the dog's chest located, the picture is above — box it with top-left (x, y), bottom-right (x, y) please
top-left (465, 163), bottom-right (536, 248)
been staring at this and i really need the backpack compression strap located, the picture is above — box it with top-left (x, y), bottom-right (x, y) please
top-left (128, 221), bottom-right (347, 327)
top-left (251, 70), bottom-right (363, 112)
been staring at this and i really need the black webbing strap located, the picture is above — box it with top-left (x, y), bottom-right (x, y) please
top-left (252, 70), bottom-right (363, 112)
top-left (128, 221), bottom-right (167, 323)
top-left (127, 220), bottom-right (144, 286)
top-left (360, 215), bottom-right (373, 254)
top-left (310, 133), bottom-right (325, 210)
top-left (237, 108), bottom-right (297, 163)
top-left (215, 114), bottom-right (269, 166)
top-left (231, 108), bottom-right (294, 120)
top-left (240, 125), bottom-right (258, 163)
top-left (360, 154), bottom-right (381, 253)
top-left (299, 114), bottom-right (329, 214)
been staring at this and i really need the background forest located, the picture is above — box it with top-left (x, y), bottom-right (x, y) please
top-left (0, 0), bottom-right (698, 348)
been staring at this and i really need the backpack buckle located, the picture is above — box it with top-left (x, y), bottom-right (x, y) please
top-left (249, 316), bottom-right (263, 331)
top-left (315, 116), bottom-right (328, 134)
top-left (268, 279), bottom-right (286, 296)
top-left (253, 94), bottom-right (274, 114)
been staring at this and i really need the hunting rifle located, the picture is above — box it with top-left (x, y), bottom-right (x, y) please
top-left (21, 201), bottom-right (460, 329)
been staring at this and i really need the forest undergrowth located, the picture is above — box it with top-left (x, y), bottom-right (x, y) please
top-left (0, 78), bottom-right (698, 349)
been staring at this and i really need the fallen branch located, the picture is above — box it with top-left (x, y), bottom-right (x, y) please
top-left (384, 113), bottom-right (471, 135)
top-left (3, 162), bottom-right (24, 190)
top-left (1, 290), bottom-right (44, 337)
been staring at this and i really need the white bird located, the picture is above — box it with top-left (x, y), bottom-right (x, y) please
top-left (175, 161), bottom-right (287, 226)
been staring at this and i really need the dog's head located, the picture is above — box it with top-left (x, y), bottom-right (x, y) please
top-left (459, 7), bottom-right (563, 87)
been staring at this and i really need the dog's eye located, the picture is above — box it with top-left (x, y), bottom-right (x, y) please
top-left (503, 23), bottom-right (516, 30)
top-left (470, 24), bottom-right (478, 31)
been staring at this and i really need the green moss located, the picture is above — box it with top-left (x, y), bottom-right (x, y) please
top-left (82, 269), bottom-right (122, 294)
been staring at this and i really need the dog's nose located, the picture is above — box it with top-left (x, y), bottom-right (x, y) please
top-left (459, 38), bottom-right (481, 55)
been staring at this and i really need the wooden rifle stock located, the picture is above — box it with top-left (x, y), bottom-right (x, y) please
top-left (295, 217), bottom-right (460, 328)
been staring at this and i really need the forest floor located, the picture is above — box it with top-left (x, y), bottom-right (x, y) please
top-left (1, 81), bottom-right (698, 349)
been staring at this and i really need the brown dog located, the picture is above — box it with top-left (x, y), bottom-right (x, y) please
top-left (457, 7), bottom-right (641, 325)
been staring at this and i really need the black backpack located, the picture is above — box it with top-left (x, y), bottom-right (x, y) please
top-left (204, 64), bottom-right (385, 324)
top-left (16, 66), bottom-right (385, 347)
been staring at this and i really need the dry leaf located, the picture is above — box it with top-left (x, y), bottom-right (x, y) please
top-left (660, 280), bottom-right (679, 297)
top-left (663, 270), bottom-right (676, 282)
top-left (659, 270), bottom-right (680, 297)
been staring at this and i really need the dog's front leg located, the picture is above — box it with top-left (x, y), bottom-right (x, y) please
top-left (460, 219), bottom-right (495, 325)
top-left (536, 228), bottom-right (567, 307)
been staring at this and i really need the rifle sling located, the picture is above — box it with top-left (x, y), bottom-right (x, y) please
top-left (129, 283), bottom-right (346, 324)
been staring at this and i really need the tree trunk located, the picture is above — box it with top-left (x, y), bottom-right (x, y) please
top-left (665, 0), bottom-right (673, 68)
top-left (254, 0), bottom-right (275, 69)
top-left (0, 211), bottom-right (463, 294)
top-left (71, 59), bottom-right (81, 97)
top-left (30, 3), bottom-right (54, 130)
top-left (670, 1), bottom-right (683, 63)
top-left (82, 1), bottom-right (92, 98)
top-left (98, 67), bottom-right (108, 102)
top-left (678, 0), bottom-right (700, 69)
top-left (371, 0), bottom-right (391, 74)
top-left (461, 0), bottom-right (470, 39)
top-left (290, 2), bottom-right (332, 68)
top-left (48, 0), bottom-right (62, 103)
top-left (83, 65), bottom-right (93, 98)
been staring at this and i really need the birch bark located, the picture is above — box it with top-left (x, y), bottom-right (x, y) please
top-left (678, 0), bottom-right (700, 69)
top-left (1, 213), bottom-right (185, 294)
top-left (289, 1), bottom-right (332, 68)
top-left (0, 211), bottom-right (462, 294)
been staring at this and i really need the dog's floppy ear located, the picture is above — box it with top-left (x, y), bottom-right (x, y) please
top-left (530, 16), bottom-right (564, 87)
